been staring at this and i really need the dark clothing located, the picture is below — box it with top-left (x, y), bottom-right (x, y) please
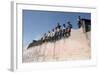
top-left (78, 20), bottom-right (81, 28)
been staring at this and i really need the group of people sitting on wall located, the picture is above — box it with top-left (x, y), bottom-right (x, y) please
top-left (27, 16), bottom-right (90, 49)
top-left (27, 21), bottom-right (72, 49)
top-left (41, 21), bottom-right (72, 43)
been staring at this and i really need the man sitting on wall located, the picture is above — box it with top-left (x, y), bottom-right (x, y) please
top-left (50, 29), bottom-right (55, 42)
top-left (46, 31), bottom-right (51, 42)
top-left (77, 16), bottom-right (82, 28)
top-left (62, 24), bottom-right (67, 38)
top-left (56, 23), bottom-right (62, 40)
top-left (66, 21), bottom-right (72, 37)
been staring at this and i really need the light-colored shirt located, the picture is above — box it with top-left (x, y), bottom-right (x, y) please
top-left (57, 28), bottom-right (60, 32)
top-left (50, 31), bottom-right (55, 37)
top-left (47, 32), bottom-right (50, 37)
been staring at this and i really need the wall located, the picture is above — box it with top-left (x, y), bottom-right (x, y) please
top-left (0, 0), bottom-right (100, 73)
top-left (23, 27), bottom-right (91, 62)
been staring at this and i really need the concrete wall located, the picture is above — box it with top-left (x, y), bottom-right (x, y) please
top-left (23, 27), bottom-right (91, 62)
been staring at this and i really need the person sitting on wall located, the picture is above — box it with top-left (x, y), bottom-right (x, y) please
top-left (54, 26), bottom-right (57, 41)
top-left (40, 37), bottom-right (43, 44)
top-left (45, 33), bottom-right (48, 42)
top-left (31, 40), bottom-right (36, 47)
top-left (66, 21), bottom-right (72, 37)
top-left (56, 23), bottom-right (61, 40)
top-left (62, 24), bottom-right (66, 38)
top-left (37, 39), bottom-right (42, 46)
top-left (47, 31), bottom-right (51, 42)
top-left (53, 27), bottom-right (57, 41)
top-left (49, 30), bottom-right (53, 42)
top-left (50, 29), bottom-right (55, 42)
top-left (77, 16), bottom-right (82, 28)
top-left (41, 34), bottom-right (43, 43)
top-left (59, 25), bottom-right (62, 39)
top-left (41, 33), bottom-right (46, 43)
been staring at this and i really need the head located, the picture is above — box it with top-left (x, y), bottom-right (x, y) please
top-left (78, 16), bottom-right (81, 19)
top-left (67, 21), bottom-right (70, 24)
top-left (63, 24), bottom-right (66, 27)
top-left (77, 16), bottom-right (81, 21)
top-left (52, 29), bottom-right (54, 31)
top-left (55, 27), bottom-right (57, 30)
top-left (48, 31), bottom-right (50, 33)
top-left (57, 22), bottom-right (60, 26)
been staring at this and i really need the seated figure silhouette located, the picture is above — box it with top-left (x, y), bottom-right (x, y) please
top-left (50, 29), bottom-right (55, 42)
top-left (66, 21), bottom-right (72, 37)
top-left (62, 24), bottom-right (67, 38)
top-left (56, 23), bottom-right (62, 40)
top-left (77, 16), bottom-right (82, 28)
top-left (27, 19), bottom-right (74, 49)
